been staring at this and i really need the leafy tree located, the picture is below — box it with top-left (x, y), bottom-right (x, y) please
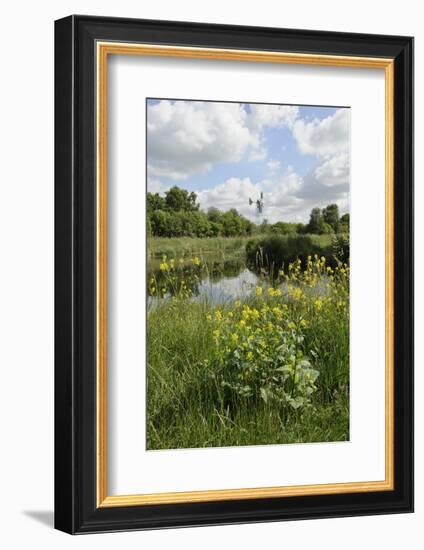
top-left (339, 212), bottom-right (350, 234)
top-left (206, 207), bottom-right (222, 223)
top-left (307, 207), bottom-right (337, 234)
top-left (147, 185), bottom-right (347, 239)
top-left (151, 210), bottom-right (174, 237)
top-left (221, 210), bottom-right (244, 237)
top-left (147, 192), bottom-right (165, 214)
top-left (271, 221), bottom-right (298, 235)
top-left (208, 221), bottom-right (222, 237)
top-left (307, 207), bottom-right (323, 234)
top-left (296, 223), bottom-right (308, 235)
top-left (322, 204), bottom-right (340, 231)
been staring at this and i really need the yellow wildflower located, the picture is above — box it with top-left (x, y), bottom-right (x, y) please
top-left (246, 351), bottom-right (254, 361)
top-left (250, 309), bottom-right (260, 320)
top-left (235, 300), bottom-right (241, 308)
top-left (255, 286), bottom-right (263, 296)
top-left (272, 307), bottom-right (282, 319)
top-left (159, 262), bottom-right (168, 271)
top-left (314, 299), bottom-right (323, 311)
top-left (214, 310), bottom-right (222, 321)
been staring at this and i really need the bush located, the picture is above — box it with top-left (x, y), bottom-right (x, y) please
top-left (208, 299), bottom-right (319, 410)
top-left (246, 235), bottom-right (327, 275)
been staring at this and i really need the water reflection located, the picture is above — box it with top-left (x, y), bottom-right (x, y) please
top-left (194, 268), bottom-right (258, 304)
top-left (147, 256), bottom-right (330, 307)
top-left (147, 257), bottom-right (259, 306)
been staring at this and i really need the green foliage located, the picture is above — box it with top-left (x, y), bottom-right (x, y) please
top-left (246, 234), bottom-right (338, 275)
top-left (322, 203), bottom-right (340, 231)
top-left (164, 186), bottom-right (199, 212)
top-left (146, 192), bottom-right (165, 214)
top-left (270, 221), bottom-right (298, 236)
top-left (209, 301), bottom-right (319, 410)
top-left (339, 213), bottom-right (350, 234)
top-left (147, 187), bottom-right (252, 238)
top-left (306, 204), bottom-right (341, 234)
top-left (147, 186), bottom-right (348, 240)
top-left (332, 233), bottom-right (350, 264)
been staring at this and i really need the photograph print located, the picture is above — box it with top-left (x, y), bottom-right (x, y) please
top-left (146, 98), bottom-right (350, 451)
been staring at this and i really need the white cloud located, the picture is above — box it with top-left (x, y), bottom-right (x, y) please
top-left (249, 104), bottom-right (299, 130)
top-left (197, 177), bottom-right (261, 216)
top-left (266, 159), bottom-right (280, 173)
top-left (293, 108), bottom-right (350, 195)
top-left (148, 101), bottom-right (255, 180)
top-left (147, 101), bottom-right (300, 180)
top-left (147, 178), bottom-right (170, 194)
top-left (147, 102), bottom-right (350, 221)
top-left (197, 168), bottom-right (305, 223)
top-left (313, 151), bottom-right (349, 188)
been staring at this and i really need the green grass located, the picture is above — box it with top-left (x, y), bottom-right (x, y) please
top-left (147, 258), bottom-right (349, 450)
top-left (148, 236), bottom-right (260, 260)
top-left (246, 234), bottom-right (338, 275)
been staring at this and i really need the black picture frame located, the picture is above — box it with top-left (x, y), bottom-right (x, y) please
top-left (55, 14), bottom-right (414, 534)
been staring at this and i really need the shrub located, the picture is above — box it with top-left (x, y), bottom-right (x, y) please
top-left (208, 298), bottom-right (319, 410)
top-left (246, 235), bottom-right (329, 275)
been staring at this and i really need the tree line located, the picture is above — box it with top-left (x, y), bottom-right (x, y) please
top-left (147, 186), bottom-right (349, 238)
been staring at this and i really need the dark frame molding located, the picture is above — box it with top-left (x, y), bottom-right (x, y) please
top-left (55, 14), bottom-right (414, 534)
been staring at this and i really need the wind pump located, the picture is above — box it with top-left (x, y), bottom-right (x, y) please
top-left (249, 191), bottom-right (264, 216)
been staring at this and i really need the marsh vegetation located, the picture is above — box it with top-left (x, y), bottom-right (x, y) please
top-left (147, 232), bottom-right (349, 450)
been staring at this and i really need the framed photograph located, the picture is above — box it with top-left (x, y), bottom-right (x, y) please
top-left (54, 15), bottom-right (413, 534)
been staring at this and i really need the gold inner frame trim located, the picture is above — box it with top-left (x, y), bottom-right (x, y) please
top-left (96, 42), bottom-right (395, 508)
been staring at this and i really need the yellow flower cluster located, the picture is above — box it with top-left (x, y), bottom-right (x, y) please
top-left (149, 255), bottom-right (206, 299)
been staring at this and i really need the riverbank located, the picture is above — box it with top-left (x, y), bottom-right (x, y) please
top-left (148, 236), bottom-right (258, 260)
top-left (147, 256), bottom-right (350, 450)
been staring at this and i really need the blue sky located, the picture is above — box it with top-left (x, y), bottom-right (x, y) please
top-left (147, 99), bottom-right (349, 223)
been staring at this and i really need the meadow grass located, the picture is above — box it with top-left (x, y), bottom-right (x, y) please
top-left (147, 256), bottom-right (349, 450)
top-left (148, 236), bottom-right (259, 260)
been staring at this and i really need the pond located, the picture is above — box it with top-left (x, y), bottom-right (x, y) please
top-left (147, 254), bottom-right (330, 307)
top-left (147, 255), bottom-right (260, 306)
